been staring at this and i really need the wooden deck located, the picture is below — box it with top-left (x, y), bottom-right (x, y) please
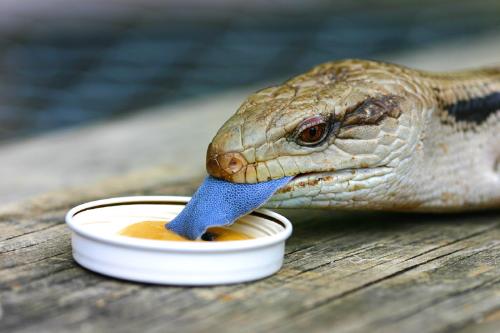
top-left (1, 174), bottom-right (499, 333)
top-left (1, 35), bottom-right (500, 333)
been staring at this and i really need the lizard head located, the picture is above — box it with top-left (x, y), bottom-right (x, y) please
top-left (206, 59), bottom-right (427, 209)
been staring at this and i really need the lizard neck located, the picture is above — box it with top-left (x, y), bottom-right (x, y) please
top-left (403, 69), bottom-right (500, 210)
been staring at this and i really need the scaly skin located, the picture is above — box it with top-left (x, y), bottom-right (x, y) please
top-left (206, 60), bottom-right (500, 211)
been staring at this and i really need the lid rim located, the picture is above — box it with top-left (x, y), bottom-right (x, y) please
top-left (65, 196), bottom-right (293, 252)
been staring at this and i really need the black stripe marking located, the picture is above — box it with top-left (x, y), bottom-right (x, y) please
top-left (445, 92), bottom-right (500, 124)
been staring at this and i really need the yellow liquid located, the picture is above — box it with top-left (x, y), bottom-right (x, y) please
top-left (119, 221), bottom-right (252, 242)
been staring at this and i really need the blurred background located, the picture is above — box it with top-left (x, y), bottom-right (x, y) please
top-left (1, 0), bottom-right (499, 143)
top-left (0, 0), bottom-right (499, 203)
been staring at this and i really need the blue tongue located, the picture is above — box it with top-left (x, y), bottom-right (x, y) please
top-left (167, 175), bottom-right (292, 239)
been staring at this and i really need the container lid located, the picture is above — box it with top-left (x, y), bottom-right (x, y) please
top-left (65, 196), bottom-right (293, 285)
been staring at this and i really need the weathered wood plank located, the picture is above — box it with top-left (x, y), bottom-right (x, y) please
top-left (0, 89), bottom-right (250, 205)
top-left (1, 179), bottom-right (498, 333)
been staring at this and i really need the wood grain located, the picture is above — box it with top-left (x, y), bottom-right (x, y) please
top-left (1, 177), bottom-right (498, 333)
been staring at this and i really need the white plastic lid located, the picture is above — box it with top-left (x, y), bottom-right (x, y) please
top-left (65, 196), bottom-right (293, 285)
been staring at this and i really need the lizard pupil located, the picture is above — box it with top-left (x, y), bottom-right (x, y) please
top-left (308, 127), bottom-right (317, 138)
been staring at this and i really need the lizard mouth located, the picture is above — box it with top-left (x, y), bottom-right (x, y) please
top-left (292, 170), bottom-right (337, 180)
top-left (292, 172), bottom-right (317, 180)
top-left (278, 166), bottom-right (393, 194)
top-left (279, 171), bottom-right (336, 192)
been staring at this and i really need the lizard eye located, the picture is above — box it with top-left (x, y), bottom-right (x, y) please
top-left (295, 116), bottom-right (329, 146)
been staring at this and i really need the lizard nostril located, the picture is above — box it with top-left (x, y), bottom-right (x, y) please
top-left (219, 153), bottom-right (245, 174)
top-left (206, 143), bottom-right (248, 180)
top-left (228, 157), bottom-right (242, 173)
